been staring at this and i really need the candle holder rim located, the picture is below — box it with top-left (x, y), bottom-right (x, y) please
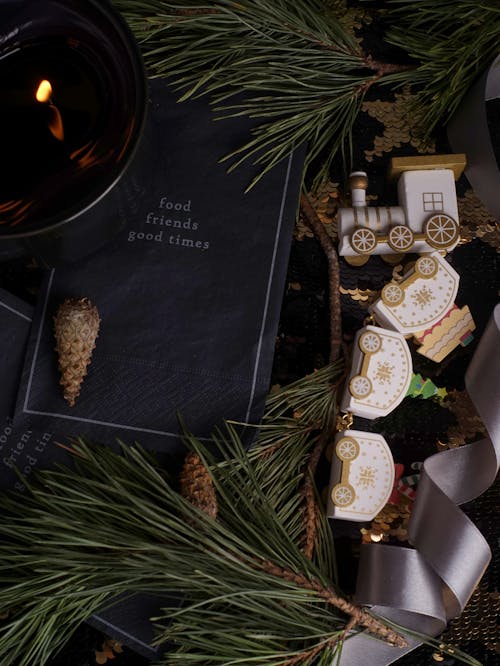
top-left (0, 0), bottom-right (148, 242)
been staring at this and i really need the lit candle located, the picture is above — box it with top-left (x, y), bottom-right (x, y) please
top-left (0, 0), bottom-right (146, 264)
top-left (0, 38), bottom-right (106, 226)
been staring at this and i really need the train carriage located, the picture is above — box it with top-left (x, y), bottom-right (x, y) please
top-left (327, 430), bottom-right (395, 522)
top-left (340, 325), bottom-right (413, 420)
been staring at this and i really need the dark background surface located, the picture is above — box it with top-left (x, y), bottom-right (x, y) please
top-left (0, 5), bottom-right (499, 665)
top-left (1, 177), bottom-right (498, 666)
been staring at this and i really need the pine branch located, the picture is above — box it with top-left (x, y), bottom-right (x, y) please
top-left (0, 359), bottom-right (477, 664)
top-left (110, 1), bottom-right (500, 188)
top-left (112, 0), bottom-right (414, 188)
top-left (259, 560), bottom-right (408, 648)
top-left (385, 0), bottom-right (500, 136)
top-left (300, 435), bottom-right (326, 562)
top-left (0, 418), bottom-right (349, 665)
top-left (263, 360), bottom-right (343, 426)
top-left (281, 635), bottom-right (341, 666)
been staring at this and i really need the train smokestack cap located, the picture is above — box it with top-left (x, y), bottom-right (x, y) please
top-left (349, 172), bottom-right (368, 190)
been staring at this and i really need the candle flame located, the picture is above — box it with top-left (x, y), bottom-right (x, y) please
top-left (35, 79), bottom-right (52, 103)
top-left (35, 80), bottom-right (64, 141)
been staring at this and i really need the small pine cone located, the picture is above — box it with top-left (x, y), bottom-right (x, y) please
top-left (179, 451), bottom-right (218, 519)
top-left (54, 297), bottom-right (100, 407)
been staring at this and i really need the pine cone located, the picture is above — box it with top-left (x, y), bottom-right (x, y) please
top-left (53, 297), bottom-right (100, 407)
top-left (179, 451), bottom-right (218, 519)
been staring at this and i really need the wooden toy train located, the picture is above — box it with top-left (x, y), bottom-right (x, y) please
top-left (338, 156), bottom-right (466, 264)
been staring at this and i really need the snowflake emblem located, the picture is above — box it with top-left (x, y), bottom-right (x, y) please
top-left (412, 285), bottom-right (435, 308)
top-left (374, 361), bottom-right (393, 384)
top-left (357, 466), bottom-right (377, 489)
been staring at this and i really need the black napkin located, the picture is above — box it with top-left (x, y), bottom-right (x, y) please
top-left (15, 80), bottom-right (304, 452)
top-left (0, 288), bottom-right (71, 491)
top-left (0, 288), bottom-right (33, 421)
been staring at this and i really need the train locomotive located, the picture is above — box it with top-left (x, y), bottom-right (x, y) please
top-left (338, 156), bottom-right (466, 263)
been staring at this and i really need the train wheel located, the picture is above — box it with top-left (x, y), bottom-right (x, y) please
top-left (359, 330), bottom-right (382, 354)
top-left (424, 214), bottom-right (459, 249)
top-left (415, 255), bottom-right (438, 278)
top-left (381, 282), bottom-right (404, 307)
top-left (349, 374), bottom-right (372, 399)
top-left (387, 225), bottom-right (414, 252)
top-left (350, 228), bottom-right (377, 254)
top-left (336, 436), bottom-right (360, 462)
top-left (331, 483), bottom-right (356, 507)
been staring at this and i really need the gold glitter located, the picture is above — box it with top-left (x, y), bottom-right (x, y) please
top-left (339, 285), bottom-right (379, 307)
top-left (442, 389), bottom-right (488, 449)
top-left (441, 583), bottom-right (500, 653)
top-left (361, 500), bottom-right (411, 544)
top-left (457, 189), bottom-right (500, 251)
top-left (432, 653), bottom-right (444, 662)
top-left (362, 89), bottom-right (436, 161)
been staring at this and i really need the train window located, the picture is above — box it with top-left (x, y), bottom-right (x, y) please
top-left (422, 192), bottom-right (444, 211)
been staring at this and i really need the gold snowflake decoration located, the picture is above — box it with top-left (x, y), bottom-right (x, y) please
top-left (374, 361), bottom-right (394, 384)
top-left (412, 285), bottom-right (435, 308)
top-left (357, 466), bottom-right (377, 489)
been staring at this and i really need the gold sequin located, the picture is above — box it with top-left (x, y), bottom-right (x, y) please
top-left (442, 389), bottom-right (488, 449)
top-left (295, 181), bottom-right (340, 242)
top-left (440, 583), bottom-right (500, 652)
top-left (458, 189), bottom-right (500, 251)
top-left (362, 89), bottom-right (436, 161)
top-left (325, 0), bottom-right (373, 41)
top-left (361, 500), bottom-right (411, 544)
top-left (339, 286), bottom-right (378, 307)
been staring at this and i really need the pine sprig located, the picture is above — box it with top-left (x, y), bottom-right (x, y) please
top-left (0, 358), bottom-right (479, 664)
top-left (0, 362), bottom-right (358, 665)
top-left (112, 1), bottom-right (500, 188)
top-left (386, 0), bottom-right (500, 137)
top-left (113, 0), bottom-right (413, 189)
top-left (0, 429), bottom-right (353, 666)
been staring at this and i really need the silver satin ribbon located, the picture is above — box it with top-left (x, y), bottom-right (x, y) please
top-left (341, 303), bottom-right (500, 664)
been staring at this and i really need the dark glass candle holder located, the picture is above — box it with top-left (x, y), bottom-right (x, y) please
top-left (0, 0), bottom-right (147, 265)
